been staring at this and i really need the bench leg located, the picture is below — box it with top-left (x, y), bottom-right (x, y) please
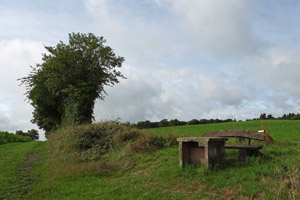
top-left (179, 142), bottom-right (191, 168)
top-left (205, 141), bottom-right (226, 169)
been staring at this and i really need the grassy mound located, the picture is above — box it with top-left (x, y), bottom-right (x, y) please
top-left (48, 122), bottom-right (177, 161)
top-left (0, 131), bottom-right (31, 145)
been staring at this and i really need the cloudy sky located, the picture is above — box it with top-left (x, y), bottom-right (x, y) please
top-left (1, 0), bottom-right (300, 139)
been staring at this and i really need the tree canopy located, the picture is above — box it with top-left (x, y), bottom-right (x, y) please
top-left (20, 33), bottom-right (125, 134)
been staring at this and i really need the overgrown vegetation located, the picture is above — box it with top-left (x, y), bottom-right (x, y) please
top-left (0, 131), bottom-right (31, 145)
top-left (48, 122), bottom-right (177, 161)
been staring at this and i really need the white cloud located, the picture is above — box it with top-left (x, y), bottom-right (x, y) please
top-left (153, 0), bottom-right (261, 57)
top-left (251, 46), bottom-right (300, 98)
top-left (84, 0), bottom-right (176, 65)
top-left (0, 40), bottom-right (44, 98)
top-left (94, 64), bottom-right (254, 122)
top-left (0, 40), bottom-right (45, 139)
top-left (0, 0), bottom-right (299, 135)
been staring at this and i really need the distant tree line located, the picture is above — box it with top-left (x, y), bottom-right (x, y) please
top-left (15, 129), bottom-right (39, 140)
top-left (247, 113), bottom-right (300, 121)
top-left (123, 118), bottom-right (236, 129)
top-left (0, 131), bottom-right (32, 145)
top-left (123, 112), bottom-right (300, 129)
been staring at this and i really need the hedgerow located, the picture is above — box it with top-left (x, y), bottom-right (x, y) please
top-left (0, 132), bottom-right (31, 145)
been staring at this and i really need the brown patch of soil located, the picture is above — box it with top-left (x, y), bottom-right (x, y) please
top-left (27, 153), bottom-right (39, 163)
top-left (18, 153), bottom-right (40, 194)
top-left (23, 153), bottom-right (39, 172)
top-left (165, 179), bottom-right (205, 197)
top-left (219, 186), bottom-right (251, 200)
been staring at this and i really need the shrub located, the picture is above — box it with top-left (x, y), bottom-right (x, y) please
top-left (129, 134), bottom-right (177, 152)
top-left (0, 132), bottom-right (31, 145)
top-left (48, 122), bottom-right (177, 161)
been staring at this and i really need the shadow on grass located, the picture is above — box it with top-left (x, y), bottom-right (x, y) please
top-left (180, 150), bottom-right (274, 172)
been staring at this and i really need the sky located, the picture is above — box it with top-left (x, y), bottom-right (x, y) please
top-left (1, 0), bottom-right (300, 140)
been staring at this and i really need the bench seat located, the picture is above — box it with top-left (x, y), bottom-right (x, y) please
top-left (198, 144), bottom-right (262, 150)
top-left (224, 145), bottom-right (262, 150)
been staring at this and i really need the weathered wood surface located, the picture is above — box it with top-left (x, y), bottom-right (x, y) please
top-left (224, 145), bottom-right (262, 150)
top-left (201, 130), bottom-right (265, 141)
top-left (177, 137), bottom-right (228, 143)
top-left (198, 144), bottom-right (262, 150)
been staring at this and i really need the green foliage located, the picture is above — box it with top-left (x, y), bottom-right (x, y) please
top-left (187, 118), bottom-right (200, 125)
top-left (49, 122), bottom-right (177, 161)
top-left (27, 129), bottom-right (39, 140)
top-left (130, 134), bottom-right (177, 152)
top-left (0, 132), bottom-right (31, 145)
top-left (16, 129), bottom-right (39, 140)
top-left (20, 33), bottom-right (125, 133)
top-left (158, 119), bottom-right (169, 127)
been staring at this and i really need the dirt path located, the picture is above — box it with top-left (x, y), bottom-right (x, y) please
top-left (23, 153), bottom-right (39, 171)
top-left (19, 153), bottom-right (40, 194)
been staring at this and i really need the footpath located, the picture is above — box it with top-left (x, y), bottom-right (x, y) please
top-left (0, 141), bottom-right (45, 200)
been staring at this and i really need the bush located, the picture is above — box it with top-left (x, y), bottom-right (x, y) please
top-left (48, 122), bottom-right (177, 161)
top-left (129, 134), bottom-right (177, 152)
top-left (0, 132), bottom-right (31, 145)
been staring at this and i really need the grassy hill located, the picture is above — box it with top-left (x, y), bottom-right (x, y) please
top-left (1, 120), bottom-right (300, 199)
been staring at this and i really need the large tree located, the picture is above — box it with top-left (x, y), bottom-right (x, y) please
top-left (20, 33), bottom-right (125, 133)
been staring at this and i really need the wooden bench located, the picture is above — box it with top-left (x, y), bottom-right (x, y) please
top-left (201, 130), bottom-right (266, 161)
top-left (177, 130), bottom-right (266, 169)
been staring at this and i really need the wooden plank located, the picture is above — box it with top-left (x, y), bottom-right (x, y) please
top-left (225, 145), bottom-right (262, 150)
top-left (177, 137), bottom-right (227, 143)
top-left (201, 130), bottom-right (265, 140)
top-left (198, 144), bottom-right (262, 150)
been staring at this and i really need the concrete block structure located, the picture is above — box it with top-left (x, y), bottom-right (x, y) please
top-left (177, 137), bottom-right (228, 169)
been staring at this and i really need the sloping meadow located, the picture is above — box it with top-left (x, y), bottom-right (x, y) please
top-left (46, 122), bottom-right (177, 175)
top-left (31, 120), bottom-right (300, 199)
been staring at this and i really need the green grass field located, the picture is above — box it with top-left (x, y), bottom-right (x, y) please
top-left (1, 120), bottom-right (300, 199)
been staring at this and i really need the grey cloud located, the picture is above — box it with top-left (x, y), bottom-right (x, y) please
top-left (0, 113), bottom-right (18, 131)
top-left (84, 0), bottom-right (179, 65)
top-left (0, 1), bottom-right (91, 42)
top-left (94, 60), bottom-right (298, 122)
top-left (154, 0), bottom-right (261, 57)
top-left (251, 46), bottom-right (300, 98)
top-left (94, 66), bottom-right (178, 122)
top-left (1, 0), bottom-right (299, 134)
top-left (94, 65), bottom-right (256, 122)
top-left (0, 40), bottom-right (46, 139)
